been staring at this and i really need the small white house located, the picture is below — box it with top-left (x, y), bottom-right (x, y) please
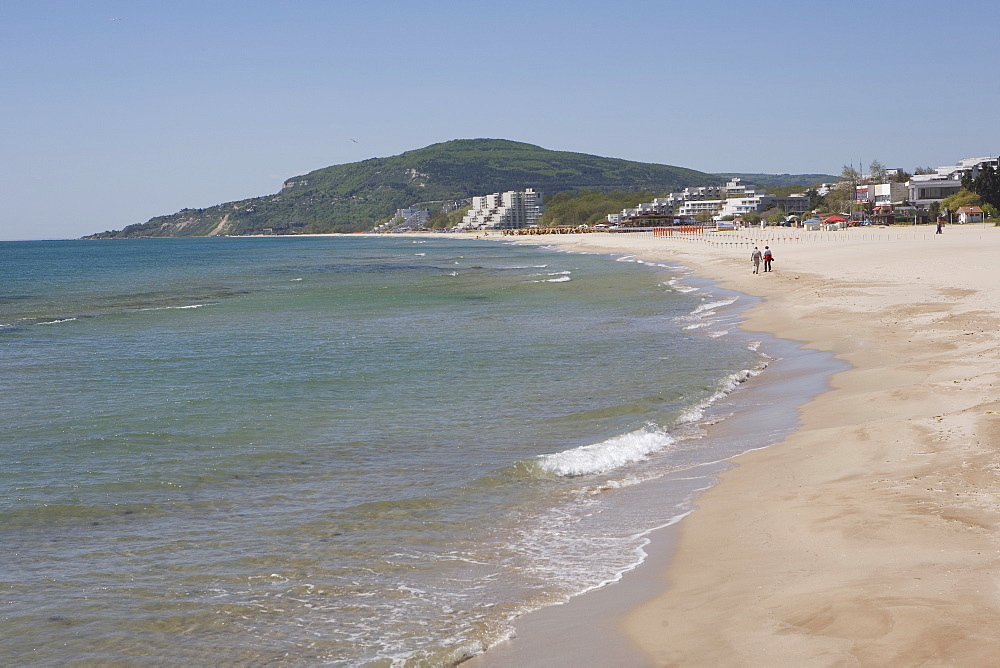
top-left (957, 206), bottom-right (984, 224)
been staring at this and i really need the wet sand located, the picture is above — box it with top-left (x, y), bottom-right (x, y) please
top-left (488, 224), bottom-right (1000, 664)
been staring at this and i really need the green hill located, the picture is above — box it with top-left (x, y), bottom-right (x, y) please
top-left (84, 139), bottom-right (716, 238)
top-left (713, 173), bottom-right (837, 188)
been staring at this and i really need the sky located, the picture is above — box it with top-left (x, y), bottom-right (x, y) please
top-left (2, 0), bottom-right (999, 240)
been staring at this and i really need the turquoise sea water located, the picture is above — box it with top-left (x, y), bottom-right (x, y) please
top-left (2, 236), bottom-right (794, 665)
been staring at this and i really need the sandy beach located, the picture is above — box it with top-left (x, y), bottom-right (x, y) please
top-left (488, 223), bottom-right (1000, 665)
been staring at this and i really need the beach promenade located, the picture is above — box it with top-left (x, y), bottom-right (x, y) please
top-left (504, 224), bottom-right (1000, 665)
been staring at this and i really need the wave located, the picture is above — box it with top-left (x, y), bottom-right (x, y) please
top-left (22, 303), bottom-right (213, 329)
top-left (529, 270), bottom-right (572, 284)
top-left (137, 304), bottom-right (210, 311)
top-left (614, 255), bottom-right (676, 270)
top-left (690, 296), bottom-right (739, 316)
top-left (534, 424), bottom-right (675, 477)
top-left (665, 278), bottom-right (698, 293)
top-left (677, 363), bottom-right (768, 425)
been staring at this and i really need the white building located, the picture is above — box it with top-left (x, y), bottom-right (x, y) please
top-left (374, 207), bottom-right (431, 232)
top-left (394, 208), bottom-right (431, 227)
top-left (907, 157), bottom-right (998, 209)
top-left (607, 178), bottom-right (810, 225)
top-left (907, 172), bottom-right (963, 209)
top-left (461, 188), bottom-right (544, 229)
top-left (957, 206), bottom-right (985, 224)
top-left (700, 177), bottom-right (810, 220)
top-left (677, 199), bottom-right (724, 217)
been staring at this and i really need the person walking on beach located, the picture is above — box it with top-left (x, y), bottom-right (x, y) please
top-left (762, 246), bottom-right (773, 272)
top-left (936, 219), bottom-right (943, 234)
top-left (751, 246), bottom-right (762, 274)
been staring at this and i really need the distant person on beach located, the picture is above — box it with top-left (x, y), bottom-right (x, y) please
top-left (763, 246), bottom-right (773, 272)
top-left (751, 246), bottom-right (762, 274)
top-left (936, 220), bottom-right (943, 234)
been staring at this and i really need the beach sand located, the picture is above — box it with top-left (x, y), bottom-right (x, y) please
top-left (487, 224), bottom-right (1000, 665)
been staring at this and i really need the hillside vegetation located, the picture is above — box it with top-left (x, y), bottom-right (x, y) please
top-left (86, 139), bottom-right (715, 238)
top-left (715, 173), bottom-right (837, 188)
top-left (539, 191), bottom-right (671, 227)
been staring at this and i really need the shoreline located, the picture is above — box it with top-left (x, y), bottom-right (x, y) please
top-left (470, 320), bottom-right (844, 667)
top-left (487, 225), bottom-right (1000, 664)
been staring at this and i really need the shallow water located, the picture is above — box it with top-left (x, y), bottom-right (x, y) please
top-left (2, 236), bottom-right (799, 665)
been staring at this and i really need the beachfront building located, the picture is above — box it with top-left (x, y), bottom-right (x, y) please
top-left (907, 171), bottom-right (963, 209)
top-left (906, 157), bottom-right (998, 210)
top-left (374, 207), bottom-right (432, 232)
top-left (461, 188), bottom-right (544, 229)
top-left (716, 180), bottom-right (810, 219)
top-left (676, 199), bottom-right (724, 218)
top-left (855, 182), bottom-right (908, 206)
top-left (621, 179), bottom-right (809, 223)
top-left (605, 177), bottom-right (812, 227)
top-left (395, 208), bottom-right (431, 227)
top-left (957, 205), bottom-right (985, 224)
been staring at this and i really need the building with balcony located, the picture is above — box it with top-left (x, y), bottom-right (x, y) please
top-left (907, 157), bottom-right (998, 209)
top-left (608, 178), bottom-right (810, 225)
top-left (461, 188), bottom-right (544, 229)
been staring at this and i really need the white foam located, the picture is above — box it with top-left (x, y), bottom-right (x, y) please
top-left (36, 318), bottom-right (77, 325)
top-left (545, 276), bottom-right (571, 283)
top-left (690, 296), bottom-right (738, 316)
top-left (536, 426), bottom-right (674, 477)
top-left (666, 279), bottom-right (698, 293)
top-left (138, 304), bottom-right (210, 312)
top-left (676, 364), bottom-right (767, 424)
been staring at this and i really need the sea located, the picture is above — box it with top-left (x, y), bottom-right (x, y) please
top-left (0, 235), bottom-right (836, 666)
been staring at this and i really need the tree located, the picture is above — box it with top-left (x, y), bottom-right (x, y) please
top-left (961, 163), bottom-right (1000, 211)
top-left (841, 164), bottom-right (863, 187)
top-left (940, 188), bottom-right (982, 213)
top-left (695, 210), bottom-right (715, 226)
top-left (869, 160), bottom-right (887, 184)
top-left (824, 181), bottom-right (853, 213)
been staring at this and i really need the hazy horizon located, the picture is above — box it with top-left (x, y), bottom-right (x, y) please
top-left (3, 0), bottom-right (998, 240)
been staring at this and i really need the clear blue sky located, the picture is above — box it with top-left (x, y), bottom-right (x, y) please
top-left (3, 0), bottom-right (998, 240)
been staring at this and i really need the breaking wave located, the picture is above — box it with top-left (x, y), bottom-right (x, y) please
top-left (534, 425), bottom-right (674, 477)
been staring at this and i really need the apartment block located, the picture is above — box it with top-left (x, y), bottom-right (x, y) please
top-left (461, 188), bottom-right (544, 229)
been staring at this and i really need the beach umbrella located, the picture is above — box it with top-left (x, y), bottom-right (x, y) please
top-left (822, 215), bottom-right (848, 223)
top-left (803, 217), bottom-right (822, 223)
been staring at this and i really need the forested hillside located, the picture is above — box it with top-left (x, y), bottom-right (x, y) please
top-left (86, 140), bottom-right (714, 237)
